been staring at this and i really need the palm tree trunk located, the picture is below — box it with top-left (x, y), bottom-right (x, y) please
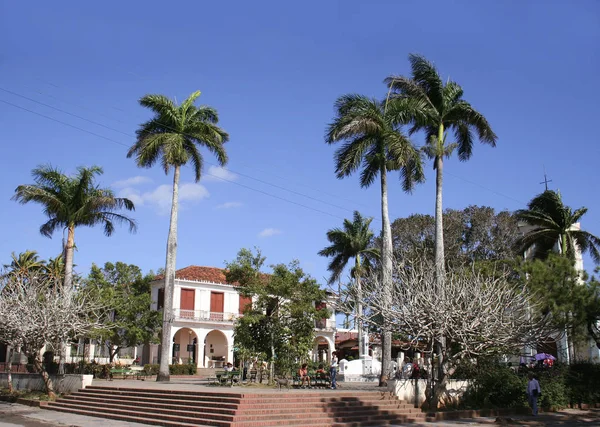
top-left (6, 347), bottom-right (14, 393)
top-left (355, 254), bottom-right (364, 360)
top-left (59, 224), bottom-right (76, 375)
top-left (63, 224), bottom-right (75, 289)
top-left (433, 123), bottom-right (447, 407)
top-left (157, 165), bottom-right (181, 382)
top-left (380, 165), bottom-right (393, 385)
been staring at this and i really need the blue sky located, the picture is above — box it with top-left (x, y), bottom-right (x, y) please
top-left (1, 0), bottom-right (599, 285)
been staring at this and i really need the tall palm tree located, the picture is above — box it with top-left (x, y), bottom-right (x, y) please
top-left (319, 211), bottom-right (380, 360)
top-left (13, 165), bottom-right (137, 290)
top-left (385, 54), bottom-right (497, 283)
top-left (516, 190), bottom-right (600, 264)
top-left (3, 250), bottom-right (45, 279)
top-left (128, 90), bottom-right (229, 382)
top-left (326, 94), bottom-right (424, 382)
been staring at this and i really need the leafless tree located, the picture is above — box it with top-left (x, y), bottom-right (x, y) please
top-left (0, 274), bottom-right (107, 397)
top-left (334, 255), bottom-right (552, 408)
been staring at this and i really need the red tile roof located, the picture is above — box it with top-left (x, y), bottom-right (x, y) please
top-left (155, 266), bottom-right (229, 284)
top-left (154, 265), bottom-right (269, 286)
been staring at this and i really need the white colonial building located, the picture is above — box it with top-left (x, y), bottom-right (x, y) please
top-left (141, 266), bottom-right (337, 368)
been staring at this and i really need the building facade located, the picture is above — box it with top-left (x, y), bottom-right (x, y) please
top-left (142, 266), bottom-right (337, 368)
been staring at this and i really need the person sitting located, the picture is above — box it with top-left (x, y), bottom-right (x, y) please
top-left (315, 364), bottom-right (326, 376)
top-left (298, 363), bottom-right (311, 388)
top-left (224, 362), bottom-right (234, 372)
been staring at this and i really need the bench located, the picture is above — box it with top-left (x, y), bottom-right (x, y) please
top-left (213, 370), bottom-right (241, 387)
top-left (109, 368), bottom-right (137, 380)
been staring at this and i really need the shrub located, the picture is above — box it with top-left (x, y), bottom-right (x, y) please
top-left (142, 364), bottom-right (197, 375)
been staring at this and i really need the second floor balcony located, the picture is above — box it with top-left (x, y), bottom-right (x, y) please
top-left (174, 308), bottom-right (240, 323)
top-left (315, 319), bottom-right (336, 331)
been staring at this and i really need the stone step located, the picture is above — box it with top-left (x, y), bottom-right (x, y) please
top-left (44, 386), bottom-right (427, 427)
top-left (59, 396), bottom-right (238, 420)
top-left (63, 393), bottom-right (239, 413)
top-left (45, 403), bottom-right (218, 427)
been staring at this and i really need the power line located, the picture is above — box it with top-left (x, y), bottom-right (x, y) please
top-left (0, 99), bottom-right (130, 148)
top-left (0, 97), bottom-right (347, 222)
top-left (1, 86), bottom-right (373, 218)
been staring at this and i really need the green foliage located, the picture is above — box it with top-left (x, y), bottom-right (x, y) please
top-left (390, 206), bottom-right (520, 266)
top-left (520, 254), bottom-right (597, 345)
top-left (128, 91), bottom-right (229, 182)
top-left (318, 210), bottom-right (379, 285)
top-left (459, 361), bottom-right (600, 411)
top-left (515, 190), bottom-right (600, 264)
top-left (12, 165), bottom-right (137, 239)
top-left (226, 248), bottom-right (329, 375)
top-left (565, 362), bottom-right (600, 406)
top-left (142, 364), bottom-right (196, 375)
top-left (84, 262), bottom-right (161, 361)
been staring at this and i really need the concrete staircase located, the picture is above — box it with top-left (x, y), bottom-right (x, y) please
top-left (44, 385), bottom-right (427, 426)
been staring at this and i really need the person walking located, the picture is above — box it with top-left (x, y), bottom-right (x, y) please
top-left (527, 373), bottom-right (542, 416)
top-left (330, 352), bottom-right (338, 390)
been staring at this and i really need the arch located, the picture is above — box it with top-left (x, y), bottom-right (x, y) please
top-left (204, 330), bottom-right (229, 368)
top-left (172, 327), bottom-right (199, 365)
top-left (313, 335), bottom-right (334, 363)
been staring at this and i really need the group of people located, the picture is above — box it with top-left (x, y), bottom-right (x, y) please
top-left (394, 357), bottom-right (422, 380)
top-left (297, 352), bottom-right (338, 389)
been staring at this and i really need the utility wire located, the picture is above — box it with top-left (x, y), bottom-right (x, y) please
top-left (0, 97), bottom-right (348, 222)
top-left (0, 86), bottom-right (374, 218)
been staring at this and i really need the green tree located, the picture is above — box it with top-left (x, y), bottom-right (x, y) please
top-left (3, 250), bottom-right (45, 279)
top-left (12, 165), bottom-right (136, 373)
top-left (84, 262), bottom-right (161, 362)
top-left (12, 165), bottom-right (137, 291)
top-left (43, 254), bottom-right (65, 288)
top-left (319, 210), bottom-right (379, 359)
top-left (391, 206), bottom-right (520, 265)
top-left (521, 254), bottom-right (598, 358)
top-left (515, 190), bottom-right (600, 264)
top-left (225, 248), bottom-right (328, 380)
top-left (128, 91), bottom-right (229, 382)
top-left (325, 93), bottom-right (424, 382)
top-left (386, 55), bottom-right (496, 383)
top-left (386, 54), bottom-right (497, 282)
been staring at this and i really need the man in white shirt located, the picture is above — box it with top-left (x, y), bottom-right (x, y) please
top-left (526, 373), bottom-right (542, 416)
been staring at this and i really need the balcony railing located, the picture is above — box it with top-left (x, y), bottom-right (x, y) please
top-left (174, 309), bottom-right (239, 323)
top-left (315, 319), bottom-right (336, 330)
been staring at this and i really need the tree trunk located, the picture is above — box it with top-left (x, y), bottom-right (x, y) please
top-left (6, 347), bottom-right (14, 393)
top-left (58, 224), bottom-right (76, 375)
top-left (380, 165), bottom-right (393, 385)
top-left (33, 353), bottom-right (56, 399)
top-left (355, 255), bottom-right (365, 361)
top-left (434, 123), bottom-right (447, 400)
top-left (157, 165), bottom-right (181, 382)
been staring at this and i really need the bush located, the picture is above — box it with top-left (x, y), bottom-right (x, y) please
top-left (461, 363), bottom-right (527, 409)
top-left (566, 362), bottom-right (600, 406)
top-left (142, 364), bottom-right (197, 375)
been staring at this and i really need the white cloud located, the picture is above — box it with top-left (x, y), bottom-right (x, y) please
top-left (112, 176), bottom-right (152, 188)
top-left (216, 201), bottom-right (243, 209)
top-left (258, 228), bottom-right (282, 238)
top-left (118, 182), bottom-right (209, 214)
top-left (204, 166), bottom-right (238, 182)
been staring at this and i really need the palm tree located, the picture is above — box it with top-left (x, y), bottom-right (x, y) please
top-left (326, 94), bottom-right (424, 382)
top-left (13, 165), bottom-right (137, 290)
top-left (128, 90), bottom-right (229, 382)
top-left (516, 190), bottom-right (600, 264)
top-left (319, 211), bottom-right (380, 360)
top-left (44, 254), bottom-right (65, 287)
top-left (3, 250), bottom-right (45, 279)
top-left (385, 54), bottom-right (497, 283)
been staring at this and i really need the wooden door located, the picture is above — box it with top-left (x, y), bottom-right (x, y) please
top-left (239, 295), bottom-right (252, 314)
top-left (157, 288), bottom-right (165, 309)
top-left (180, 289), bottom-right (195, 319)
top-left (210, 292), bottom-right (224, 320)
